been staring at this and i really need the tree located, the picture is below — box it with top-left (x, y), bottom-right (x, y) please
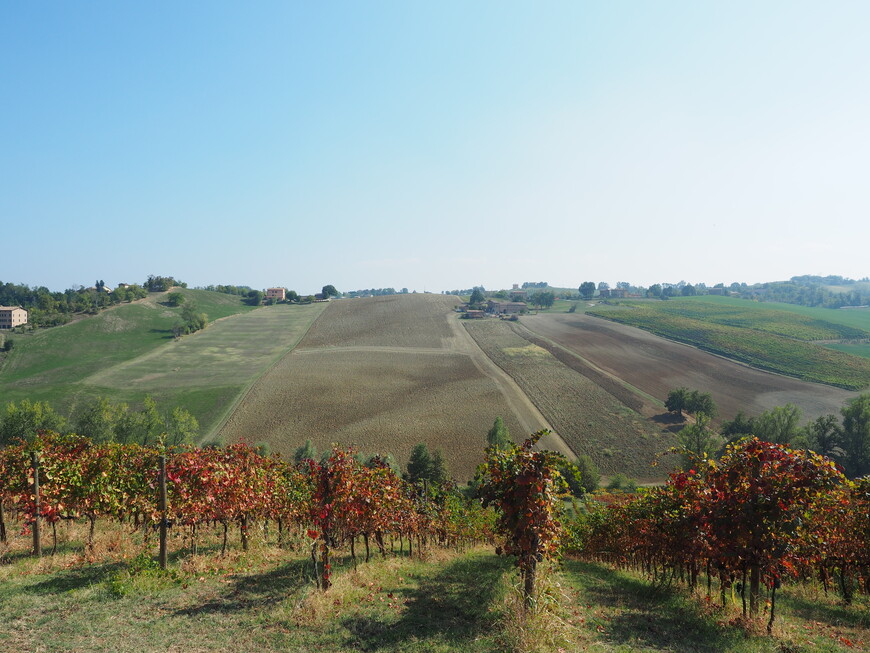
top-left (685, 390), bottom-right (717, 418)
top-left (807, 414), bottom-right (842, 460)
top-left (677, 413), bottom-right (720, 468)
top-left (0, 399), bottom-right (66, 446)
top-left (429, 449), bottom-right (449, 484)
top-left (166, 292), bottom-right (184, 307)
top-left (753, 404), bottom-right (802, 445)
top-left (407, 443), bottom-right (432, 484)
top-left (721, 411), bottom-right (755, 439)
top-left (665, 387), bottom-right (689, 416)
top-left (469, 287), bottom-right (486, 306)
top-left (559, 455), bottom-right (600, 495)
top-left (180, 301), bottom-right (208, 334)
top-left (647, 284), bottom-right (663, 298)
top-left (579, 282), bottom-right (596, 300)
top-left (574, 454), bottom-right (601, 493)
top-left (681, 284), bottom-right (697, 296)
top-left (246, 290), bottom-right (264, 306)
top-left (286, 290), bottom-right (299, 303)
top-left (72, 397), bottom-right (123, 443)
top-left (294, 439), bottom-right (318, 463)
top-left (487, 417), bottom-right (512, 450)
top-left (597, 282), bottom-right (609, 292)
top-left (321, 285), bottom-right (339, 298)
top-left (840, 393), bottom-right (870, 478)
top-left (164, 406), bottom-right (199, 446)
top-left (530, 290), bottom-right (555, 309)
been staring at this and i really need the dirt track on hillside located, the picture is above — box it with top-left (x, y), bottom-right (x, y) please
top-left (523, 313), bottom-right (858, 421)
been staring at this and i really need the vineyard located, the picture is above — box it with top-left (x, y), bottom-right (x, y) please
top-left (1, 433), bottom-right (869, 651)
top-left (586, 300), bottom-right (870, 390)
top-left (571, 438), bottom-right (870, 637)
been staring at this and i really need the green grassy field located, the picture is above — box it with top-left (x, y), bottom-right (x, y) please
top-left (587, 298), bottom-right (870, 390)
top-left (681, 294), bottom-right (870, 333)
top-left (0, 290), bottom-right (326, 438)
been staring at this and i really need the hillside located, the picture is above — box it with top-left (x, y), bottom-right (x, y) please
top-left (218, 294), bottom-right (562, 480)
top-left (585, 298), bottom-right (870, 390)
top-left (0, 290), bottom-right (325, 436)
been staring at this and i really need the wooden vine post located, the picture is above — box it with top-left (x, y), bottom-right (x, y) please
top-left (31, 451), bottom-right (42, 557)
top-left (158, 454), bottom-right (168, 569)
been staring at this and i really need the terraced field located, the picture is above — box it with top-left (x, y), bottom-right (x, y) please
top-left (218, 295), bottom-right (575, 481)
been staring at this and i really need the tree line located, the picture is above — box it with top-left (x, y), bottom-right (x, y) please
top-left (0, 396), bottom-right (199, 449)
top-left (666, 387), bottom-right (870, 479)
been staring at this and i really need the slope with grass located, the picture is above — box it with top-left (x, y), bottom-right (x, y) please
top-left (0, 289), bottom-right (325, 437)
top-left (586, 298), bottom-right (870, 389)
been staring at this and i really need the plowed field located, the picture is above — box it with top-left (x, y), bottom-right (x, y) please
top-left (462, 319), bottom-right (673, 480)
top-left (522, 313), bottom-right (858, 422)
top-left (218, 295), bottom-right (570, 480)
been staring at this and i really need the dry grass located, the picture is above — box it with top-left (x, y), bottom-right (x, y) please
top-left (463, 319), bottom-right (674, 480)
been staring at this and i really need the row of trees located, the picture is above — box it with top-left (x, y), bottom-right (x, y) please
top-left (0, 397), bottom-right (199, 449)
top-left (0, 280), bottom-right (149, 328)
top-left (666, 387), bottom-right (870, 480)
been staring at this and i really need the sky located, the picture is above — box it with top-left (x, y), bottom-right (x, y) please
top-left (2, 1), bottom-right (869, 295)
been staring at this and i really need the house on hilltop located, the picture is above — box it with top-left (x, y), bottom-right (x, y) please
top-left (0, 306), bottom-right (28, 329)
top-left (266, 288), bottom-right (286, 301)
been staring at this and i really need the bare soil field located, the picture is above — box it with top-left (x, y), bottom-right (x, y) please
top-left (463, 319), bottom-right (674, 480)
top-left (219, 295), bottom-right (570, 480)
top-left (522, 313), bottom-right (858, 422)
top-left (219, 349), bottom-right (523, 480)
top-left (299, 294), bottom-right (462, 349)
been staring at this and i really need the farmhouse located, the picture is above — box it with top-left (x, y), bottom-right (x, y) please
top-left (464, 309), bottom-right (485, 319)
top-left (265, 287), bottom-right (286, 301)
top-left (487, 301), bottom-right (527, 315)
top-left (0, 306), bottom-right (28, 329)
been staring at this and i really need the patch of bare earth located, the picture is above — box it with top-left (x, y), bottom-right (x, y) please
top-left (463, 319), bottom-right (674, 480)
top-left (523, 313), bottom-right (858, 422)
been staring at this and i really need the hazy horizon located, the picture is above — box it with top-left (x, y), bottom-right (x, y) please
top-left (3, 2), bottom-right (869, 295)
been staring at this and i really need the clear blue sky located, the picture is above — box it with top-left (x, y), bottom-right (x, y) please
top-left (3, 1), bottom-right (869, 294)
